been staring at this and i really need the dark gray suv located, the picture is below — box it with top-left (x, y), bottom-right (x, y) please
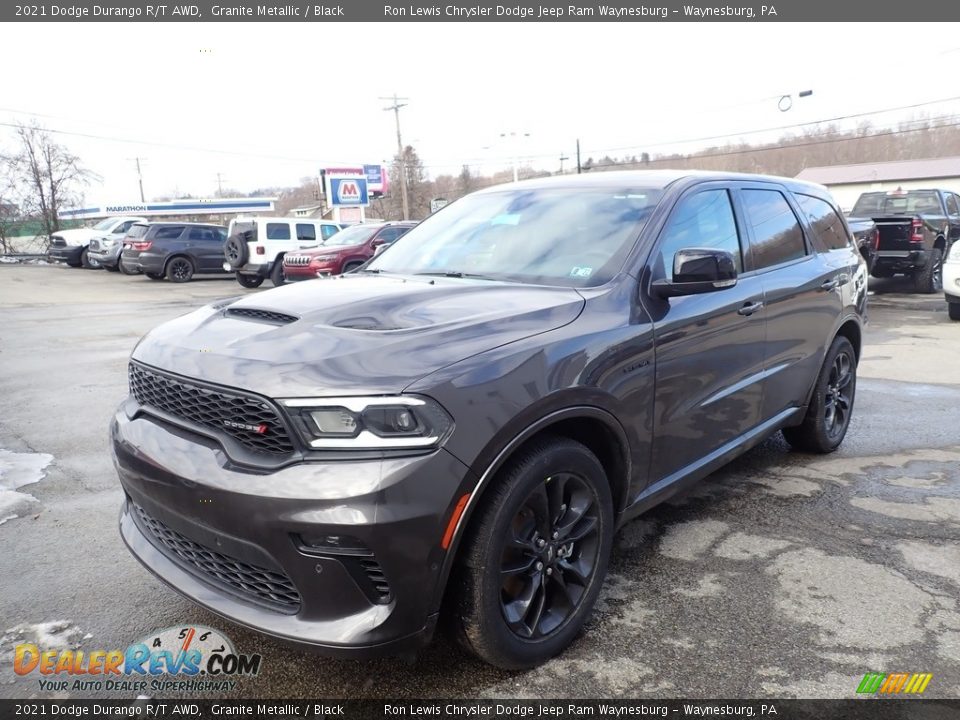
top-left (112, 171), bottom-right (867, 668)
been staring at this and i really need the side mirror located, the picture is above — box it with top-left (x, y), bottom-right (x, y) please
top-left (652, 248), bottom-right (738, 299)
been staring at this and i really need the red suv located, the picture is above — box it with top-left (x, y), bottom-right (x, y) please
top-left (283, 222), bottom-right (416, 280)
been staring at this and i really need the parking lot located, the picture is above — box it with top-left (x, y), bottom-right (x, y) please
top-left (1, 263), bottom-right (958, 699)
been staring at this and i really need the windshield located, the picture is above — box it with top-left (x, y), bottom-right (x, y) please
top-left (322, 224), bottom-right (379, 247)
top-left (852, 191), bottom-right (941, 216)
top-left (229, 220), bottom-right (257, 241)
top-left (368, 187), bottom-right (662, 286)
top-left (92, 218), bottom-right (116, 230)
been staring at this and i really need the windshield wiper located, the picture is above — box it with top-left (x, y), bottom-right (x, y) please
top-left (414, 271), bottom-right (500, 280)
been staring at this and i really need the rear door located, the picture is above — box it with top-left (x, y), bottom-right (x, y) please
top-left (188, 226), bottom-right (227, 272)
top-left (647, 184), bottom-right (766, 484)
top-left (736, 185), bottom-right (842, 423)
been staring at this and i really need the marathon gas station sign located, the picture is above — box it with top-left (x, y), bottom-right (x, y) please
top-left (59, 198), bottom-right (276, 220)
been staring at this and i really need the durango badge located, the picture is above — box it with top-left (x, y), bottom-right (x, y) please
top-left (223, 420), bottom-right (268, 434)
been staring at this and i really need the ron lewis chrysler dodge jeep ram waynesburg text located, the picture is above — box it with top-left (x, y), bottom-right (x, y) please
top-left (112, 171), bottom-right (866, 669)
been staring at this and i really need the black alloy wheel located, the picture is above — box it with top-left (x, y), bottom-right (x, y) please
top-left (499, 472), bottom-right (602, 639)
top-left (166, 257), bottom-right (194, 283)
top-left (823, 349), bottom-right (854, 442)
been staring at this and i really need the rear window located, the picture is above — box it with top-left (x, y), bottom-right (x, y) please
top-left (852, 191), bottom-right (942, 215)
top-left (796, 194), bottom-right (851, 251)
top-left (126, 224), bottom-right (148, 239)
top-left (152, 226), bottom-right (185, 240)
top-left (266, 223), bottom-right (291, 240)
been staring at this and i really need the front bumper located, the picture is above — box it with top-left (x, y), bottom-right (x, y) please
top-left (112, 401), bottom-right (473, 657)
top-left (89, 243), bottom-right (122, 267)
top-left (48, 245), bottom-right (83, 264)
top-left (282, 264), bottom-right (333, 281)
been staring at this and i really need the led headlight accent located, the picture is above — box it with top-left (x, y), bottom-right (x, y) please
top-left (281, 396), bottom-right (453, 450)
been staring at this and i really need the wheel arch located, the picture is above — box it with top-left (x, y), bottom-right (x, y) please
top-left (434, 406), bottom-right (631, 613)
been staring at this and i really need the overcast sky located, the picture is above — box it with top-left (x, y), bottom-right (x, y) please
top-left (3, 22), bottom-right (959, 205)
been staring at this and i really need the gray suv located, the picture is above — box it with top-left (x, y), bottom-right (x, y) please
top-left (112, 171), bottom-right (867, 668)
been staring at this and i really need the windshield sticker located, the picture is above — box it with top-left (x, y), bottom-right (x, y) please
top-left (490, 214), bottom-right (521, 226)
top-left (569, 267), bottom-right (593, 278)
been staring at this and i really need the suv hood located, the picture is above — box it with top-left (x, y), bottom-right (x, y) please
top-left (132, 274), bottom-right (585, 397)
top-left (51, 228), bottom-right (102, 245)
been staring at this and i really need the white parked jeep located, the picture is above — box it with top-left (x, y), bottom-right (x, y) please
top-left (223, 217), bottom-right (342, 288)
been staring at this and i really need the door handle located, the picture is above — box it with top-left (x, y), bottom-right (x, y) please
top-left (820, 278), bottom-right (839, 291)
top-left (737, 301), bottom-right (764, 316)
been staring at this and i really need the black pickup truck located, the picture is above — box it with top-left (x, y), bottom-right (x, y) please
top-left (847, 188), bottom-right (960, 293)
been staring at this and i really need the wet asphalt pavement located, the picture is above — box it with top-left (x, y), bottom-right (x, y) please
top-left (0, 265), bottom-right (958, 699)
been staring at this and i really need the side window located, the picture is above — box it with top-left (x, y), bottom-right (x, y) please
top-left (656, 189), bottom-right (742, 280)
top-left (740, 189), bottom-right (807, 269)
top-left (113, 221), bottom-right (134, 235)
top-left (266, 223), bottom-right (291, 240)
top-left (376, 227), bottom-right (406, 243)
top-left (320, 224), bottom-right (340, 240)
top-left (796, 194), bottom-right (851, 251)
top-left (153, 226), bottom-right (185, 240)
top-left (945, 193), bottom-right (960, 216)
top-left (296, 223), bottom-right (317, 241)
top-left (217, 228), bottom-right (227, 242)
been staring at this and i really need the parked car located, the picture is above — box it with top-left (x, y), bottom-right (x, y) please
top-left (89, 222), bottom-right (148, 272)
top-left (119, 222), bottom-right (228, 282)
top-left (847, 188), bottom-right (960, 293)
top-left (945, 240), bottom-right (960, 320)
top-left (282, 222), bottom-right (417, 281)
top-left (846, 217), bottom-right (878, 273)
top-left (48, 216), bottom-right (146, 269)
top-left (222, 217), bottom-right (342, 288)
top-left (113, 171), bottom-right (866, 669)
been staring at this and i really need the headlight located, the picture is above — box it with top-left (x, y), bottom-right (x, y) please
top-left (280, 396), bottom-right (453, 450)
top-left (311, 254), bottom-right (337, 263)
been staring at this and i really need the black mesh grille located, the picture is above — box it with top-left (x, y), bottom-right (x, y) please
top-left (128, 363), bottom-right (295, 456)
top-left (134, 503), bottom-right (301, 613)
top-left (225, 308), bottom-right (298, 324)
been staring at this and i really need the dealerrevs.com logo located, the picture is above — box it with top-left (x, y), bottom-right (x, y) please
top-left (14, 625), bottom-right (261, 694)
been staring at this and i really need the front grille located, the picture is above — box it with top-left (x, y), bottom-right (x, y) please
top-left (89, 239), bottom-right (100, 251)
top-left (50, 237), bottom-right (66, 247)
top-left (133, 503), bottom-right (301, 613)
top-left (284, 255), bottom-right (310, 267)
top-left (225, 308), bottom-right (298, 325)
top-left (128, 363), bottom-right (296, 456)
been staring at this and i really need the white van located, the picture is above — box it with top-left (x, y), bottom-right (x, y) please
top-left (223, 217), bottom-right (342, 288)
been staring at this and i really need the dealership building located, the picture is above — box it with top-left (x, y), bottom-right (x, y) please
top-left (796, 156), bottom-right (960, 211)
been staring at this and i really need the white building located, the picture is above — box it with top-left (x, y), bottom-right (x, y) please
top-left (796, 157), bottom-right (960, 211)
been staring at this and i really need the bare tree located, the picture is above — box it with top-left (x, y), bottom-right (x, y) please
top-left (8, 122), bottom-right (94, 239)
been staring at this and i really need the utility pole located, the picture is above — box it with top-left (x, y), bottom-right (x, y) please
top-left (216, 173), bottom-right (224, 197)
top-left (380, 93), bottom-right (410, 221)
top-left (558, 153), bottom-right (569, 175)
top-left (132, 157), bottom-right (145, 202)
top-left (576, 139), bottom-right (582, 175)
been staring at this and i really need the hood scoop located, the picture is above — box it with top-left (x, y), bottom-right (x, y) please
top-left (224, 308), bottom-right (298, 325)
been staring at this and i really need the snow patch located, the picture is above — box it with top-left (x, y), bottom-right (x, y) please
top-left (1, 621), bottom-right (85, 663)
top-left (0, 449), bottom-right (53, 525)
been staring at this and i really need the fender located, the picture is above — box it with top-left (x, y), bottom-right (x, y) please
top-left (432, 404), bottom-right (632, 613)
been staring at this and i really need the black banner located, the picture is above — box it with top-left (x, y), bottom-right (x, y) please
top-left (5, 0), bottom-right (960, 22)
top-left (1, 700), bottom-right (959, 720)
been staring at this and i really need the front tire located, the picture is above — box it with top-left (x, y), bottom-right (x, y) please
top-left (166, 256), bottom-right (194, 283)
top-left (948, 302), bottom-right (960, 321)
top-left (783, 335), bottom-right (857, 454)
top-left (270, 259), bottom-right (285, 286)
top-left (80, 248), bottom-right (101, 269)
top-left (451, 437), bottom-right (614, 669)
top-left (912, 248), bottom-right (943, 294)
top-left (236, 273), bottom-right (264, 289)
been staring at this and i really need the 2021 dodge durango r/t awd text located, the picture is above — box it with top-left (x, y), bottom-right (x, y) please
top-left (112, 171), bottom-right (867, 669)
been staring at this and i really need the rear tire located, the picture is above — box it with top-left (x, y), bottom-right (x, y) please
top-left (450, 437), bottom-right (614, 669)
top-left (166, 256), bottom-right (195, 283)
top-left (270, 259), bottom-right (285, 287)
top-left (236, 273), bottom-right (264, 289)
top-left (342, 261), bottom-right (364, 275)
top-left (80, 248), bottom-right (101, 269)
top-left (783, 335), bottom-right (857, 454)
top-left (912, 248), bottom-right (943, 294)
top-left (948, 302), bottom-right (960, 321)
